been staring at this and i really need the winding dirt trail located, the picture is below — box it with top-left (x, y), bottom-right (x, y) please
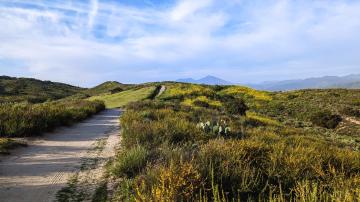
top-left (156, 85), bottom-right (166, 97)
top-left (345, 117), bottom-right (360, 125)
top-left (0, 109), bottom-right (121, 202)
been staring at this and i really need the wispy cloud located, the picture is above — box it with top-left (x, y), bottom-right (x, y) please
top-left (88, 0), bottom-right (99, 29)
top-left (0, 0), bottom-right (359, 86)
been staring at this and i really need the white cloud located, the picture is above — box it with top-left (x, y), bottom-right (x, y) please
top-left (0, 0), bottom-right (360, 86)
top-left (170, 0), bottom-right (212, 21)
top-left (88, 0), bottom-right (98, 29)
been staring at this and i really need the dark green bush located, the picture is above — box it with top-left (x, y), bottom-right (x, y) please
top-left (224, 97), bottom-right (249, 116)
top-left (110, 87), bottom-right (123, 94)
top-left (342, 107), bottom-right (360, 118)
top-left (310, 111), bottom-right (342, 129)
top-left (193, 100), bottom-right (210, 108)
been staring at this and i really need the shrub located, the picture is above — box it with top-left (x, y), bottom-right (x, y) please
top-left (147, 85), bottom-right (162, 99)
top-left (0, 138), bottom-right (27, 154)
top-left (224, 97), bottom-right (249, 116)
top-left (112, 146), bottom-right (148, 178)
top-left (193, 100), bottom-right (210, 108)
top-left (342, 107), bottom-right (360, 118)
top-left (310, 111), bottom-right (342, 129)
top-left (0, 100), bottom-right (105, 137)
top-left (120, 109), bottom-right (203, 149)
top-left (198, 138), bottom-right (271, 197)
top-left (110, 87), bottom-right (123, 94)
top-left (135, 160), bottom-right (202, 201)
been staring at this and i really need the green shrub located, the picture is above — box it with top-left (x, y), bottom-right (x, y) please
top-left (193, 100), bottom-right (210, 108)
top-left (224, 97), bottom-right (249, 116)
top-left (0, 138), bottom-right (27, 154)
top-left (110, 87), bottom-right (123, 94)
top-left (198, 138), bottom-right (270, 197)
top-left (342, 107), bottom-right (360, 118)
top-left (112, 146), bottom-right (148, 178)
top-left (310, 111), bottom-right (342, 129)
top-left (0, 100), bottom-right (105, 137)
top-left (120, 109), bottom-right (203, 149)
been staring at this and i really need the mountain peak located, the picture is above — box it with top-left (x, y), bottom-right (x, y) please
top-left (176, 75), bottom-right (232, 85)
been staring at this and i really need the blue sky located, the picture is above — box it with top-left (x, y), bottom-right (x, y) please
top-left (0, 0), bottom-right (360, 87)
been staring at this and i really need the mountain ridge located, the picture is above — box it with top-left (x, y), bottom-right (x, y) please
top-left (248, 74), bottom-right (360, 91)
top-left (176, 75), bottom-right (232, 85)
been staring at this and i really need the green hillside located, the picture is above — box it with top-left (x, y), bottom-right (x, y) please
top-left (88, 86), bottom-right (156, 108)
top-left (84, 81), bottom-right (134, 96)
top-left (108, 82), bottom-right (360, 201)
top-left (0, 76), bottom-right (83, 103)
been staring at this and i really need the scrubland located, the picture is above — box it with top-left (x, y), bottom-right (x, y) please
top-left (107, 83), bottom-right (360, 201)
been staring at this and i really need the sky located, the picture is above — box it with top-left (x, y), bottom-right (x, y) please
top-left (0, 0), bottom-right (360, 87)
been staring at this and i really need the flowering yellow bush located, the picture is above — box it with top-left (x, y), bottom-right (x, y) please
top-left (219, 86), bottom-right (272, 101)
top-left (182, 96), bottom-right (222, 108)
top-left (135, 159), bottom-right (201, 202)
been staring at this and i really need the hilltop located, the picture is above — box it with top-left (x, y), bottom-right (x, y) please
top-left (83, 81), bottom-right (134, 96)
top-left (0, 76), bottom-right (83, 103)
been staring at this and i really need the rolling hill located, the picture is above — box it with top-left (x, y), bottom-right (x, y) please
top-left (0, 76), bottom-right (83, 103)
top-left (83, 81), bottom-right (134, 96)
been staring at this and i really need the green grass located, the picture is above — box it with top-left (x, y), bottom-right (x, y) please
top-left (88, 86), bottom-right (156, 108)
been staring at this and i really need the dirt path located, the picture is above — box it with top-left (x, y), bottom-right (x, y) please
top-left (345, 117), bottom-right (360, 125)
top-left (156, 85), bottom-right (166, 97)
top-left (0, 109), bottom-right (121, 202)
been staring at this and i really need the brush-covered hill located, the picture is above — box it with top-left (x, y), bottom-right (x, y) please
top-left (83, 81), bottom-right (134, 96)
top-left (0, 76), bottom-right (83, 103)
top-left (107, 82), bottom-right (360, 201)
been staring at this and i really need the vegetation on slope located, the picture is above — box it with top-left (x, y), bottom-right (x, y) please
top-left (257, 89), bottom-right (360, 148)
top-left (0, 76), bottom-right (83, 103)
top-left (107, 83), bottom-right (360, 201)
top-left (83, 81), bottom-right (133, 96)
top-left (88, 86), bottom-right (156, 108)
top-left (0, 99), bottom-right (105, 138)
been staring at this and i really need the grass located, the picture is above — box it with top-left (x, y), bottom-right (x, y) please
top-left (107, 82), bottom-right (360, 201)
top-left (0, 100), bottom-right (105, 137)
top-left (88, 86), bottom-right (156, 108)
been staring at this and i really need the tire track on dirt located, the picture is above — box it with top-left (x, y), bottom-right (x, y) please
top-left (0, 109), bottom-right (121, 202)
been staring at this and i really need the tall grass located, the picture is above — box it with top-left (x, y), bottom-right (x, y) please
top-left (0, 99), bottom-right (105, 137)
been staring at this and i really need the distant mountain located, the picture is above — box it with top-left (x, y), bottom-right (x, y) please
top-left (177, 75), bottom-right (232, 85)
top-left (0, 75), bottom-right (83, 103)
top-left (249, 74), bottom-right (360, 91)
